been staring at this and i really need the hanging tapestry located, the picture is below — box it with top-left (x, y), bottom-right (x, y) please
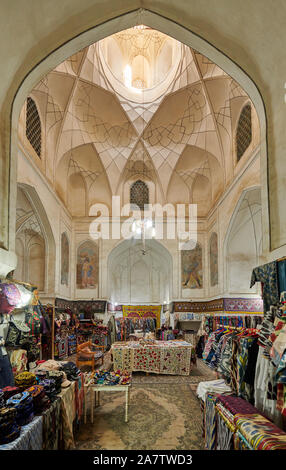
top-left (250, 261), bottom-right (279, 313)
top-left (223, 298), bottom-right (263, 313)
top-left (122, 305), bottom-right (161, 328)
top-left (76, 241), bottom-right (98, 289)
top-left (181, 243), bottom-right (203, 289)
top-left (60, 232), bottom-right (69, 286)
top-left (278, 259), bottom-right (286, 296)
top-left (209, 232), bottom-right (218, 287)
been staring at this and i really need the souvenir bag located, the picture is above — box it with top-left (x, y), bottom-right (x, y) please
top-left (0, 283), bottom-right (21, 315)
top-left (5, 316), bottom-right (30, 347)
top-left (25, 306), bottom-right (41, 336)
top-left (10, 349), bottom-right (28, 375)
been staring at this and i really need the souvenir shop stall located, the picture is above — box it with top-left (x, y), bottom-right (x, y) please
top-left (196, 258), bottom-right (286, 450)
top-left (108, 304), bottom-right (194, 375)
top-left (50, 299), bottom-right (108, 359)
top-left (0, 281), bottom-right (96, 450)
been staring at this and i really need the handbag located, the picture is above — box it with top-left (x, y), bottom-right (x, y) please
top-left (25, 306), bottom-right (41, 336)
top-left (0, 284), bottom-right (21, 315)
top-left (5, 316), bottom-right (31, 347)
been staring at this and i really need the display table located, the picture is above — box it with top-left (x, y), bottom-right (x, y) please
top-left (111, 340), bottom-right (193, 376)
top-left (0, 415), bottom-right (43, 450)
top-left (84, 382), bottom-right (131, 423)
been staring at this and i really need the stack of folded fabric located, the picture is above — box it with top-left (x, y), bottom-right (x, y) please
top-left (60, 362), bottom-right (81, 381)
top-left (47, 371), bottom-right (65, 393)
top-left (35, 370), bottom-right (47, 383)
top-left (215, 395), bottom-right (261, 450)
top-left (94, 370), bottom-right (121, 385)
top-left (196, 379), bottom-right (232, 402)
top-left (25, 385), bottom-right (50, 414)
top-left (1, 386), bottom-right (21, 401)
top-left (0, 407), bottom-right (20, 444)
top-left (39, 379), bottom-right (57, 401)
top-left (14, 372), bottom-right (37, 390)
top-left (7, 391), bottom-right (34, 426)
top-left (234, 413), bottom-right (286, 450)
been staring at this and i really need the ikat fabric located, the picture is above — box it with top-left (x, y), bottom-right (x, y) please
top-left (234, 413), bottom-right (286, 450)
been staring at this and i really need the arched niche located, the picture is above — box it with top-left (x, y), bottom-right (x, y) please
top-left (107, 238), bottom-right (172, 304)
top-left (224, 187), bottom-right (262, 294)
top-left (15, 183), bottom-right (56, 294)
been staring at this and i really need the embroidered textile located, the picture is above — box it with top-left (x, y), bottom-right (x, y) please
top-left (112, 340), bottom-right (192, 376)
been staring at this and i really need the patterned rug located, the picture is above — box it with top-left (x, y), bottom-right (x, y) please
top-left (75, 384), bottom-right (204, 450)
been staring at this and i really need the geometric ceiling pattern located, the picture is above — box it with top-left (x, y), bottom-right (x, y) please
top-left (20, 26), bottom-right (258, 216)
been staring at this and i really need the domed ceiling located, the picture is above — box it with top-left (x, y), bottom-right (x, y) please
top-left (18, 26), bottom-right (260, 217)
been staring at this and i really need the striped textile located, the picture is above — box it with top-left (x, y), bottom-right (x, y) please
top-left (234, 413), bottom-right (286, 450)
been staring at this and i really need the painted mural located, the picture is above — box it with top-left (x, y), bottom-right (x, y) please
top-left (76, 241), bottom-right (98, 289)
top-left (209, 232), bottom-right (218, 286)
top-left (61, 232), bottom-right (69, 286)
top-left (181, 243), bottom-right (203, 289)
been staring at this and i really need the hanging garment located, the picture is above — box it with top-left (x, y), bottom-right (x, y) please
top-left (250, 261), bottom-right (279, 313)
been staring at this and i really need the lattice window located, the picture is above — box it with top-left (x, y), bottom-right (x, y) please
top-left (130, 180), bottom-right (149, 210)
top-left (132, 78), bottom-right (146, 89)
top-left (236, 104), bottom-right (252, 161)
top-left (26, 97), bottom-right (41, 157)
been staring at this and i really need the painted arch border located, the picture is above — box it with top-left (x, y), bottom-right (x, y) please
top-left (7, 8), bottom-right (269, 273)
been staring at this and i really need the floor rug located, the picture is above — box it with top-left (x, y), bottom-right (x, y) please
top-left (75, 384), bottom-right (204, 450)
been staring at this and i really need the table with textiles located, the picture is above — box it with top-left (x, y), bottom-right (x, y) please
top-left (111, 340), bottom-right (193, 376)
top-left (0, 415), bottom-right (43, 450)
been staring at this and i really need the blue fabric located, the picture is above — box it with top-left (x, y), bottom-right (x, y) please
top-left (0, 354), bottom-right (14, 388)
top-left (278, 260), bottom-right (286, 297)
top-left (0, 415), bottom-right (43, 450)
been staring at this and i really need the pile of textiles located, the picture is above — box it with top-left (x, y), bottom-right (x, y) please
top-left (93, 369), bottom-right (131, 386)
top-left (60, 362), bottom-right (81, 381)
top-left (47, 371), bottom-right (65, 393)
top-left (0, 407), bottom-right (20, 444)
top-left (6, 391), bottom-right (34, 426)
top-left (234, 413), bottom-right (286, 450)
top-left (203, 326), bottom-right (259, 403)
top-left (14, 372), bottom-right (37, 390)
top-left (196, 379), bottom-right (232, 403)
top-left (1, 386), bottom-right (21, 401)
top-left (39, 379), bottom-right (57, 401)
top-left (25, 385), bottom-right (50, 413)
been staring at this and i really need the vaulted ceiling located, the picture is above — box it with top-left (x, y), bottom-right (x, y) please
top-left (18, 26), bottom-right (260, 217)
